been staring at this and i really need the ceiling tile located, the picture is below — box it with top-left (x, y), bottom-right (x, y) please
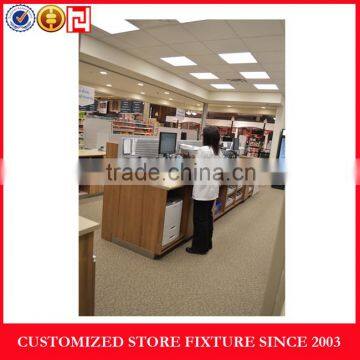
top-left (125, 45), bottom-right (180, 59)
top-left (189, 54), bottom-right (225, 66)
top-left (242, 35), bottom-right (285, 52)
top-left (89, 26), bottom-right (110, 39)
top-left (127, 20), bottom-right (179, 29)
top-left (255, 51), bottom-right (284, 65)
top-left (146, 25), bottom-right (198, 44)
top-left (203, 38), bottom-right (248, 53)
top-left (263, 63), bottom-right (285, 72)
top-left (170, 42), bottom-right (213, 55)
top-left (203, 64), bottom-right (235, 73)
top-left (105, 30), bottom-right (162, 48)
top-left (228, 20), bottom-right (284, 38)
top-left (183, 20), bottom-right (237, 41)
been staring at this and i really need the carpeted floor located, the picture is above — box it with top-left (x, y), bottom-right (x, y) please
top-left (93, 186), bottom-right (284, 316)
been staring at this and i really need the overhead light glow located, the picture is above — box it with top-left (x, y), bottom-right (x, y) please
top-left (138, 82), bottom-right (144, 86)
top-left (211, 83), bottom-right (234, 90)
top-left (140, 91), bottom-right (145, 95)
top-left (240, 71), bottom-right (269, 79)
top-left (227, 105), bottom-right (232, 108)
top-left (164, 91), bottom-right (170, 95)
top-left (190, 72), bottom-right (218, 79)
top-left (100, 71), bottom-right (107, 75)
top-left (92, 6), bottom-right (139, 34)
top-left (106, 84), bottom-right (112, 87)
top-left (254, 84), bottom-right (279, 90)
top-left (169, 98), bottom-right (173, 101)
top-left (219, 52), bottom-right (257, 64)
top-left (161, 56), bottom-right (197, 66)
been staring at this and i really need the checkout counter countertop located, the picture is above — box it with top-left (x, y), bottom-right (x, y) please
top-left (79, 216), bottom-right (100, 236)
top-left (79, 149), bottom-right (106, 158)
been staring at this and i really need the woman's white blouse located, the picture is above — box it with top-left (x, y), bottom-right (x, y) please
top-left (192, 146), bottom-right (222, 201)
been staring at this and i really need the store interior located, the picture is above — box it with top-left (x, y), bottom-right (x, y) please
top-left (78, 19), bottom-right (285, 316)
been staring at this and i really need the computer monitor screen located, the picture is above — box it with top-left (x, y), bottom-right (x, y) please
top-left (159, 132), bottom-right (177, 155)
top-left (232, 137), bottom-right (239, 150)
top-left (222, 136), bottom-right (233, 142)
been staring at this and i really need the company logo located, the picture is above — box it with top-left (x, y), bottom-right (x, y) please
top-left (6, 4), bottom-right (35, 32)
top-left (66, 6), bottom-right (91, 33)
top-left (37, 5), bottom-right (65, 32)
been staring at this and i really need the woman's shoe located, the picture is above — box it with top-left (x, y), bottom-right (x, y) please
top-left (186, 247), bottom-right (208, 255)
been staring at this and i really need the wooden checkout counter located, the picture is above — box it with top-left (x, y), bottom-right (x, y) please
top-left (101, 142), bottom-right (256, 258)
top-left (79, 149), bottom-right (106, 196)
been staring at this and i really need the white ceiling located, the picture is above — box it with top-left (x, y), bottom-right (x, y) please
top-left (79, 62), bottom-right (277, 115)
top-left (89, 20), bottom-right (285, 94)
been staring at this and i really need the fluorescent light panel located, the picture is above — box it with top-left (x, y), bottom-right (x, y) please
top-left (190, 72), bottom-right (218, 79)
top-left (254, 84), bottom-right (279, 90)
top-left (161, 56), bottom-right (196, 66)
top-left (211, 83), bottom-right (234, 89)
top-left (240, 71), bottom-right (269, 79)
top-left (219, 52), bottom-right (257, 64)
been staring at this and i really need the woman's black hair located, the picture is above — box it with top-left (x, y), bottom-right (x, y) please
top-left (202, 125), bottom-right (220, 155)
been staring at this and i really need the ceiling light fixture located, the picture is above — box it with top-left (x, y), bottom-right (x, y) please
top-left (99, 71), bottom-right (107, 75)
top-left (219, 52), bottom-right (257, 64)
top-left (164, 91), bottom-right (170, 95)
top-left (190, 72), bottom-right (218, 79)
top-left (138, 82), bottom-right (144, 86)
top-left (140, 91), bottom-right (145, 95)
top-left (169, 98), bottom-right (173, 101)
top-left (227, 105), bottom-right (232, 108)
top-left (254, 84), bottom-right (279, 90)
top-left (106, 84), bottom-right (112, 87)
top-left (240, 71), bottom-right (269, 79)
top-left (161, 56), bottom-right (197, 66)
top-left (91, 7), bottom-right (139, 34)
top-left (211, 83), bottom-right (234, 90)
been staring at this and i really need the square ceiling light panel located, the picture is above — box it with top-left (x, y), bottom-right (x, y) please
top-left (211, 83), bottom-right (234, 89)
top-left (254, 84), bottom-right (279, 90)
top-left (92, 6), bottom-right (139, 34)
top-left (161, 56), bottom-right (197, 66)
top-left (219, 52), bottom-right (257, 64)
top-left (190, 72), bottom-right (218, 79)
top-left (240, 71), bottom-right (270, 79)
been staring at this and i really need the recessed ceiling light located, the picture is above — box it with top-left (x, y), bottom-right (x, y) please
top-left (169, 98), bottom-right (173, 101)
top-left (227, 105), bottom-right (232, 108)
top-left (240, 71), bottom-right (269, 79)
top-left (211, 83), bottom-right (234, 90)
top-left (106, 84), bottom-right (112, 87)
top-left (138, 82), bottom-right (144, 86)
top-left (261, 106), bottom-right (266, 109)
top-left (140, 91), bottom-right (145, 95)
top-left (254, 84), bottom-right (279, 90)
top-left (190, 72), bottom-right (218, 80)
top-left (218, 52), bottom-right (257, 64)
top-left (92, 7), bottom-right (139, 34)
top-left (164, 91), bottom-right (170, 95)
top-left (99, 71), bottom-right (107, 75)
top-left (161, 56), bottom-right (197, 66)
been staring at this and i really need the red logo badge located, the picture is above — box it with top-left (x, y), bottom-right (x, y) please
top-left (66, 6), bottom-right (91, 33)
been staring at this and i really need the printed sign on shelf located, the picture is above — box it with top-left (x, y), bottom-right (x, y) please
top-left (176, 108), bottom-right (185, 120)
top-left (79, 85), bottom-right (95, 107)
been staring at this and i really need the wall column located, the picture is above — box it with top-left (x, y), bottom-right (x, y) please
top-left (270, 102), bottom-right (285, 158)
top-left (200, 103), bottom-right (208, 138)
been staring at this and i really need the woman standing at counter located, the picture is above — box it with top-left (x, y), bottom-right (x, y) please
top-left (186, 126), bottom-right (221, 255)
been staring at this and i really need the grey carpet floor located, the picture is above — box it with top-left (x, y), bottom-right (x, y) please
top-left (93, 186), bottom-right (284, 316)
